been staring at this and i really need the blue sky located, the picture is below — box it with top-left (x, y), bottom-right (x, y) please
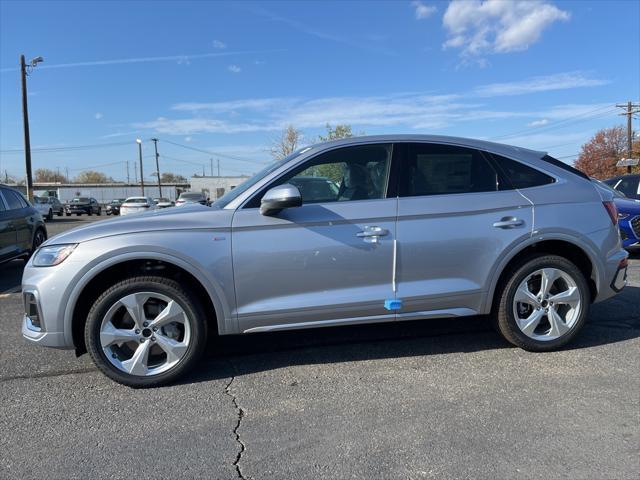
top-left (1, 0), bottom-right (638, 181)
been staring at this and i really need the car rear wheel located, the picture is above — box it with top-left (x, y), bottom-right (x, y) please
top-left (46, 209), bottom-right (53, 221)
top-left (85, 276), bottom-right (208, 388)
top-left (494, 255), bottom-right (590, 351)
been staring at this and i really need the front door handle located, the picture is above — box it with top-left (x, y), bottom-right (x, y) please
top-left (356, 226), bottom-right (389, 243)
top-left (493, 217), bottom-right (524, 229)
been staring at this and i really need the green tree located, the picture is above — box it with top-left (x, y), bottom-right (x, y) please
top-left (314, 124), bottom-right (363, 182)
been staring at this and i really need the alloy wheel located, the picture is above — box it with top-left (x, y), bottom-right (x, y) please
top-left (100, 292), bottom-right (192, 376)
top-left (512, 268), bottom-right (582, 341)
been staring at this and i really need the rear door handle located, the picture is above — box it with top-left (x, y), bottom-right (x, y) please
top-left (357, 226), bottom-right (389, 243)
top-left (493, 217), bottom-right (524, 229)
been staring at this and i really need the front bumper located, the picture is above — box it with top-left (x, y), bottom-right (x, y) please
top-left (21, 289), bottom-right (71, 349)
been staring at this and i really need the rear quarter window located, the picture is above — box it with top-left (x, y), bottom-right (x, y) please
top-left (489, 153), bottom-right (555, 189)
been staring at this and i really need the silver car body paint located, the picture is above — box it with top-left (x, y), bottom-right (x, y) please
top-left (22, 135), bottom-right (628, 349)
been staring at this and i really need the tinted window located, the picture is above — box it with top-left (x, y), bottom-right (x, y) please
top-left (3, 189), bottom-right (25, 210)
top-left (250, 144), bottom-right (392, 206)
top-left (400, 143), bottom-right (499, 197)
top-left (490, 153), bottom-right (555, 189)
top-left (616, 176), bottom-right (640, 196)
top-left (541, 154), bottom-right (589, 180)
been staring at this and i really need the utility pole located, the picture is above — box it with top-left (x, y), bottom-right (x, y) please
top-left (20, 54), bottom-right (43, 200)
top-left (151, 138), bottom-right (162, 198)
top-left (136, 139), bottom-right (145, 195)
top-left (217, 158), bottom-right (220, 177)
top-left (126, 161), bottom-right (130, 184)
top-left (616, 101), bottom-right (640, 174)
top-left (202, 165), bottom-right (205, 176)
top-left (65, 167), bottom-right (69, 183)
top-left (134, 162), bottom-right (138, 184)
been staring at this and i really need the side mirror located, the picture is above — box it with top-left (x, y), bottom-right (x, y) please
top-left (260, 184), bottom-right (302, 216)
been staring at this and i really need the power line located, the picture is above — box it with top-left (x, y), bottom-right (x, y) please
top-left (159, 139), bottom-right (266, 166)
top-left (489, 104), bottom-right (617, 142)
top-left (0, 140), bottom-right (135, 154)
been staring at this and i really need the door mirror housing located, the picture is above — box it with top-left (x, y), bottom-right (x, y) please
top-left (260, 184), bottom-right (302, 216)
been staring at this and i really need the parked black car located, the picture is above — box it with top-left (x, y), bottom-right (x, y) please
top-left (106, 198), bottom-right (126, 216)
top-left (604, 174), bottom-right (640, 200)
top-left (65, 197), bottom-right (101, 216)
top-left (0, 185), bottom-right (47, 264)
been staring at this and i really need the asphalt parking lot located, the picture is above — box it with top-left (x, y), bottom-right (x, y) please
top-left (0, 215), bottom-right (638, 480)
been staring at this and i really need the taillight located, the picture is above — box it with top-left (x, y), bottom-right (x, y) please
top-left (603, 201), bottom-right (618, 225)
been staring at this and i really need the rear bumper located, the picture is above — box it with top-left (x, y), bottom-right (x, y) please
top-left (595, 249), bottom-right (629, 303)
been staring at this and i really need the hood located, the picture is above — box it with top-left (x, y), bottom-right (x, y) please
top-left (614, 196), bottom-right (640, 215)
top-left (44, 204), bottom-right (232, 245)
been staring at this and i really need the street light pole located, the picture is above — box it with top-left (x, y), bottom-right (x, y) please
top-left (20, 54), bottom-right (43, 200)
top-left (136, 139), bottom-right (145, 195)
top-left (151, 138), bottom-right (162, 198)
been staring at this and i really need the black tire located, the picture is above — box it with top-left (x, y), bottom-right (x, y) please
top-left (47, 209), bottom-right (53, 221)
top-left (27, 228), bottom-right (47, 260)
top-left (85, 276), bottom-right (208, 388)
top-left (494, 254), bottom-right (590, 351)
top-left (57, 209), bottom-right (63, 217)
top-left (88, 210), bottom-right (92, 216)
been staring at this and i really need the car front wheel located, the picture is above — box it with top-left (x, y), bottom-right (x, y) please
top-left (494, 255), bottom-right (590, 351)
top-left (85, 276), bottom-right (207, 388)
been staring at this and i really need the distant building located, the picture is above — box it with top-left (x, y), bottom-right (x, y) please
top-left (189, 175), bottom-right (250, 201)
top-left (28, 182), bottom-right (189, 204)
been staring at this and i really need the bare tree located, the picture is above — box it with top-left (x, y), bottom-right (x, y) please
top-left (74, 170), bottom-right (114, 184)
top-left (270, 125), bottom-right (303, 161)
top-left (35, 168), bottom-right (68, 183)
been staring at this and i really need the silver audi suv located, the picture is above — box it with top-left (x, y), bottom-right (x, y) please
top-left (22, 135), bottom-right (629, 387)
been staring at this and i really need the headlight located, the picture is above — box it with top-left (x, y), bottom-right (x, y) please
top-left (32, 244), bottom-right (77, 267)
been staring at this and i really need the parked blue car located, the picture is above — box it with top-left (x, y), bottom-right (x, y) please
top-left (594, 179), bottom-right (640, 249)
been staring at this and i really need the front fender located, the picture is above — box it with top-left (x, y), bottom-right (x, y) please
top-left (61, 243), bottom-right (234, 347)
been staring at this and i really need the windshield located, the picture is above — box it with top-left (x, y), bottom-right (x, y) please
top-left (71, 198), bottom-right (89, 203)
top-left (592, 178), bottom-right (626, 198)
top-left (34, 197), bottom-right (49, 204)
top-left (213, 150), bottom-right (306, 209)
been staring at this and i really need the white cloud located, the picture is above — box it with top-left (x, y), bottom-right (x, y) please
top-left (212, 39), bottom-right (227, 49)
top-left (473, 72), bottom-right (608, 97)
top-left (443, 0), bottom-right (570, 58)
top-left (411, 1), bottom-right (437, 20)
top-left (184, 136), bottom-right (193, 142)
top-left (94, 112), bottom-right (103, 120)
top-left (528, 118), bottom-right (549, 127)
top-left (227, 64), bottom-right (241, 73)
top-left (132, 73), bottom-right (613, 137)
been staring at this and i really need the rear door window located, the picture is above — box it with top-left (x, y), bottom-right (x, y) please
top-left (3, 190), bottom-right (25, 210)
top-left (399, 143), bottom-right (499, 197)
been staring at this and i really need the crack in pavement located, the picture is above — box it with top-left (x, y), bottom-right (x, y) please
top-left (224, 374), bottom-right (247, 479)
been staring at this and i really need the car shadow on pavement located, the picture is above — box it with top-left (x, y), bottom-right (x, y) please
top-left (178, 285), bottom-right (640, 386)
